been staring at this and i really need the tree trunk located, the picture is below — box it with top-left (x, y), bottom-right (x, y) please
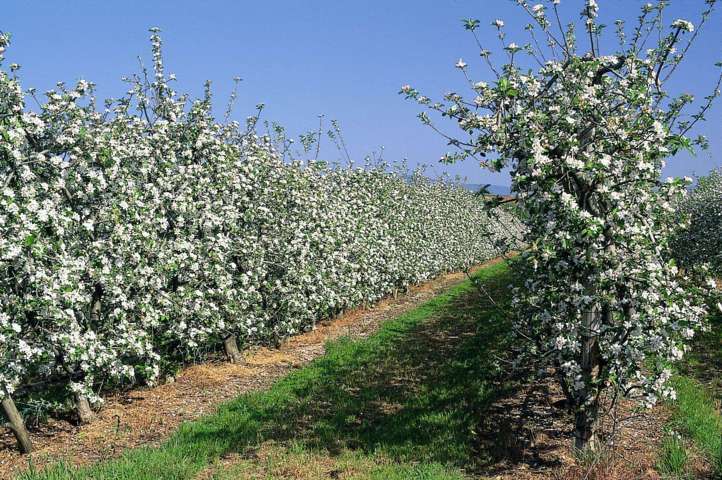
top-left (90, 283), bottom-right (102, 323)
top-left (574, 306), bottom-right (602, 451)
top-left (2, 396), bottom-right (32, 454)
top-left (574, 402), bottom-right (600, 451)
top-left (223, 335), bottom-right (244, 364)
top-left (75, 394), bottom-right (95, 424)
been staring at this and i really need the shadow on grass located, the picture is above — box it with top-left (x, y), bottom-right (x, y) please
top-left (666, 311), bottom-right (722, 476)
top-left (175, 264), bottom-right (552, 474)
top-left (23, 262), bottom-right (563, 479)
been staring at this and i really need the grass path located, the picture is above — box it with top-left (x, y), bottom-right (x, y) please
top-left (657, 313), bottom-right (722, 479)
top-left (20, 261), bottom-right (516, 480)
top-left (1, 261), bottom-right (498, 478)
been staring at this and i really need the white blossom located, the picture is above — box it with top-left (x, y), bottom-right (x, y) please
top-left (0, 32), bottom-right (518, 407)
top-left (672, 19), bottom-right (695, 32)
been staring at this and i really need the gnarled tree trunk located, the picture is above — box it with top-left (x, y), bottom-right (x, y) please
top-left (2, 396), bottom-right (32, 454)
top-left (573, 398), bottom-right (600, 451)
top-left (574, 306), bottom-right (602, 451)
top-left (73, 283), bottom-right (101, 425)
top-left (75, 394), bottom-right (95, 424)
top-left (223, 334), bottom-right (244, 364)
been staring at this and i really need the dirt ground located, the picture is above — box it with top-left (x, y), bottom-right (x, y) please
top-left (478, 378), bottom-right (674, 480)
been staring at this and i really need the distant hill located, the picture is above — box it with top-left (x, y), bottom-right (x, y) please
top-left (463, 184), bottom-right (512, 196)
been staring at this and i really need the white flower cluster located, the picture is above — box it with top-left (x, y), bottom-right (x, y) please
top-left (0, 33), bottom-right (516, 405)
top-left (673, 168), bottom-right (722, 274)
top-left (404, 23), bottom-right (712, 417)
top-left (671, 19), bottom-right (695, 32)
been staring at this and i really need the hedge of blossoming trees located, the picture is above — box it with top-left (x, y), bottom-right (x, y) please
top-left (403, 0), bottom-right (721, 451)
top-left (0, 30), bottom-right (519, 454)
top-left (674, 168), bottom-right (722, 274)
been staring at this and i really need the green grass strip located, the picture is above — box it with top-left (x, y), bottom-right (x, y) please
top-left (20, 261), bottom-right (511, 480)
top-left (658, 313), bottom-right (722, 479)
top-left (667, 376), bottom-right (722, 476)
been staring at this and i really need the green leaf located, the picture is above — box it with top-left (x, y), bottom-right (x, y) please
top-left (496, 78), bottom-right (518, 98)
top-left (667, 135), bottom-right (694, 155)
top-left (463, 18), bottom-right (480, 31)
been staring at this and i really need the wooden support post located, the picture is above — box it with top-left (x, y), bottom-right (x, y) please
top-left (2, 396), bottom-right (32, 454)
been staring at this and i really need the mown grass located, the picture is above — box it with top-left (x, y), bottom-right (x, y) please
top-left (20, 261), bottom-right (515, 480)
top-left (658, 313), bottom-right (722, 479)
top-left (207, 443), bottom-right (468, 480)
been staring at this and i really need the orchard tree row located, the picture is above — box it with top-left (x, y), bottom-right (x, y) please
top-left (674, 168), bottom-right (722, 274)
top-left (0, 31), bottom-right (519, 453)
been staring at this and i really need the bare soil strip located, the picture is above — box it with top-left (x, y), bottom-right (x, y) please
top-left (0, 261), bottom-right (501, 479)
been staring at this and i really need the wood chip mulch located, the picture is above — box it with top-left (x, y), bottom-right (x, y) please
top-left (470, 375), bottom-right (673, 480)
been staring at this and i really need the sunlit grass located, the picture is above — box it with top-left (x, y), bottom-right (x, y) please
top-left (657, 432), bottom-right (691, 479)
top-left (658, 313), bottom-right (722, 478)
top-left (20, 261), bottom-right (513, 480)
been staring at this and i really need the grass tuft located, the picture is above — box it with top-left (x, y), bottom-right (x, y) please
top-left (657, 432), bottom-right (691, 479)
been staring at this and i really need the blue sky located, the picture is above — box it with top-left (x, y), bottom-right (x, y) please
top-left (3, 0), bottom-right (721, 185)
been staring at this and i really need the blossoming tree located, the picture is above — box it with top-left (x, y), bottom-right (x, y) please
top-left (403, 0), bottom-right (720, 449)
top-left (0, 30), bottom-right (519, 453)
top-left (674, 168), bottom-right (722, 274)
